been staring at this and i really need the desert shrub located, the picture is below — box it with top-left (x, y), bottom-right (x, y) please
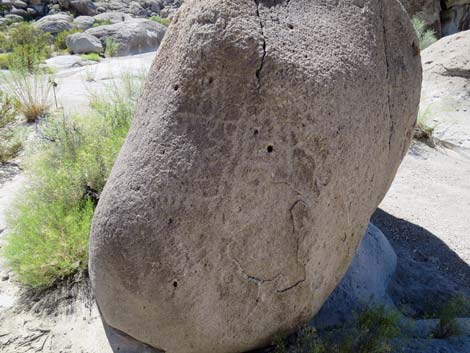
top-left (1, 70), bottom-right (54, 122)
top-left (2, 72), bottom-right (144, 288)
top-left (414, 107), bottom-right (436, 147)
top-left (0, 91), bottom-right (19, 129)
top-left (0, 128), bottom-right (23, 163)
top-left (55, 28), bottom-right (82, 51)
top-left (275, 307), bottom-right (401, 353)
top-left (150, 15), bottom-right (171, 27)
top-left (80, 53), bottom-right (101, 62)
top-left (93, 19), bottom-right (112, 27)
top-left (1, 22), bottom-right (53, 71)
top-left (434, 295), bottom-right (470, 339)
top-left (104, 37), bottom-right (120, 57)
top-left (412, 17), bottom-right (437, 50)
top-left (0, 52), bottom-right (10, 70)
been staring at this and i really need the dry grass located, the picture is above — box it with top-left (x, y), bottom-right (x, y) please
top-left (1, 70), bottom-right (54, 123)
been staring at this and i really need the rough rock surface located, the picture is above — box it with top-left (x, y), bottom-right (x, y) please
top-left (85, 19), bottom-right (166, 56)
top-left (73, 15), bottom-right (95, 30)
top-left (89, 1), bottom-right (422, 353)
top-left (401, 0), bottom-right (442, 34)
top-left (66, 32), bottom-right (103, 54)
top-left (93, 11), bottom-right (132, 23)
top-left (420, 30), bottom-right (470, 149)
top-left (34, 13), bottom-right (72, 33)
top-left (312, 223), bottom-right (397, 329)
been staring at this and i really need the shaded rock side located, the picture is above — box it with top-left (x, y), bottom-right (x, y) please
top-left (89, 1), bottom-right (422, 353)
top-left (313, 223), bottom-right (398, 329)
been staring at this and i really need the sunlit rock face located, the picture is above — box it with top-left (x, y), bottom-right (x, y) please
top-left (89, 1), bottom-right (422, 353)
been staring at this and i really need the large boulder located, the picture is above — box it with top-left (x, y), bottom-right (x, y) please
top-left (420, 30), bottom-right (470, 149)
top-left (34, 13), bottom-right (72, 34)
top-left (73, 15), bottom-right (95, 30)
top-left (89, 1), bottom-right (422, 353)
top-left (69, 0), bottom-right (97, 16)
top-left (85, 19), bottom-right (166, 56)
top-left (66, 32), bottom-right (103, 54)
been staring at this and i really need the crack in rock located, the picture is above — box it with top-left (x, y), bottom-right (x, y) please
top-left (254, 0), bottom-right (267, 91)
top-left (381, 2), bottom-right (394, 150)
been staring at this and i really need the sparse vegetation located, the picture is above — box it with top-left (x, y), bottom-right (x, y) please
top-left (434, 294), bottom-right (470, 339)
top-left (80, 53), bottom-right (101, 62)
top-left (1, 70), bottom-right (54, 122)
top-left (104, 37), bottom-right (120, 57)
top-left (150, 15), bottom-right (171, 27)
top-left (2, 72), bottom-right (144, 288)
top-left (274, 307), bottom-right (401, 353)
top-left (93, 19), bottom-right (112, 27)
top-left (0, 91), bottom-right (19, 129)
top-left (0, 22), bottom-right (53, 71)
top-left (412, 17), bottom-right (437, 50)
top-left (0, 52), bottom-right (10, 70)
top-left (414, 107), bottom-right (436, 147)
top-left (0, 128), bottom-right (23, 163)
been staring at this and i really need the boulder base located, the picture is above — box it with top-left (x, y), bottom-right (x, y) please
top-left (90, 1), bottom-right (422, 353)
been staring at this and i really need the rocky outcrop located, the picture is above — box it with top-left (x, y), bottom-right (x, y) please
top-left (34, 13), bottom-right (72, 33)
top-left (89, 1), bottom-right (422, 352)
top-left (66, 32), bottom-right (103, 54)
top-left (73, 15), bottom-right (95, 30)
top-left (85, 19), bottom-right (166, 56)
top-left (93, 11), bottom-right (132, 24)
top-left (420, 30), bottom-right (470, 149)
top-left (402, 0), bottom-right (470, 36)
top-left (441, 1), bottom-right (470, 35)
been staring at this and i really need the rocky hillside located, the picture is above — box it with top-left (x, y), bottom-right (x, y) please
top-left (0, 0), bottom-right (181, 24)
top-left (1, 0), bottom-right (470, 38)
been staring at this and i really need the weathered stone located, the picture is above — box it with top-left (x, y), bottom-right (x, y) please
top-left (34, 13), bottom-right (72, 34)
top-left (66, 32), bottom-right (103, 54)
top-left (85, 19), bottom-right (165, 56)
top-left (4, 13), bottom-right (23, 23)
top-left (420, 30), bottom-right (470, 148)
top-left (70, 0), bottom-right (96, 16)
top-left (93, 11), bottom-right (131, 24)
top-left (73, 15), bottom-right (95, 30)
top-left (89, 1), bottom-right (422, 353)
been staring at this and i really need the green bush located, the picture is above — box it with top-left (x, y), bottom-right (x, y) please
top-left (0, 52), bottom-right (10, 70)
top-left (275, 307), bottom-right (401, 353)
top-left (93, 19), bottom-right (112, 27)
top-left (0, 128), bottom-right (23, 163)
top-left (1, 23), bottom-right (53, 72)
top-left (2, 72), bottom-right (144, 288)
top-left (434, 295), bottom-right (470, 338)
top-left (150, 15), bottom-right (171, 27)
top-left (55, 28), bottom-right (82, 51)
top-left (104, 37), bottom-right (120, 57)
top-left (0, 91), bottom-right (19, 129)
top-left (80, 53), bottom-right (101, 62)
top-left (412, 17), bottom-right (437, 50)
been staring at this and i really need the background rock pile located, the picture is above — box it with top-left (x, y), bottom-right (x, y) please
top-left (0, 0), bottom-right (181, 25)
